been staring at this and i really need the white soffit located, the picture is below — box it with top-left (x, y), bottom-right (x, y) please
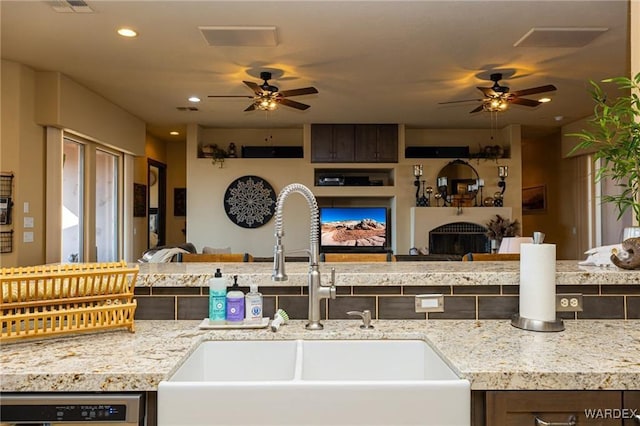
top-left (199, 26), bottom-right (278, 47)
top-left (514, 27), bottom-right (608, 48)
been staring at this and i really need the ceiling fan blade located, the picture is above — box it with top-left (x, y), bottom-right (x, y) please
top-left (208, 95), bottom-right (253, 98)
top-left (510, 97), bottom-right (541, 107)
top-left (511, 84), bottom-right (557, 97)
top-left (469, 105), bottom-right (485, 113)
top-left (243, 80), bottom-right (263, 95)
top-left (477, 87), bottom-right (498, 97)
top-left (279, 87), bottom-right (319, 97)
top-left (439, 98), bottom-right (484, 105)
top-left (278, 98), bottom-right (311, 110)
top-left (244, 103), bottom-right (257, 112)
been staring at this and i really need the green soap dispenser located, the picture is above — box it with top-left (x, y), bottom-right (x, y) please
top-left (208, 268), bottom-right (226, 323)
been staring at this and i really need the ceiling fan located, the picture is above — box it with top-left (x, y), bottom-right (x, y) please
top-left (439, 73), bottom-right (557, 113)
top-left (208, 71), bottom-right (318, 112)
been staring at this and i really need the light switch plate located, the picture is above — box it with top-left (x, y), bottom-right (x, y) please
top-left (556, 293), bottom-right (583, 312)
top-left (415, 294), bottom-right (444, 313)
top-left (24, 216), bottom-right (34, 228)
top-left (23, 231), bottom-right (34, 243)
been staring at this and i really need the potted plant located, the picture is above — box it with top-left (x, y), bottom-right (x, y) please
top-left (568, 73), bottom-right (640, 231)
top-left (485, 214), bottom-right (520, 252)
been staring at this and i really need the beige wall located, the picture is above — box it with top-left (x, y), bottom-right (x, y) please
top-left (35, 72), bottom-right (145, 156)
top-left (185, 124), bottom-right (524, 256)
top-left (0, 60), bottom-right (146, 267)
top-left (521, 130), bottom-right (568, 256)
top-left (0, 60), bottom-right (46, 267)
top-left (130, 134), bottom-right (187, 259)
top-left (166, 140), bottom-right (187, 246)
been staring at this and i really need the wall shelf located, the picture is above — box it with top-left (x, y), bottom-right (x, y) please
top-left (314, 167), bottom-right (395, 187)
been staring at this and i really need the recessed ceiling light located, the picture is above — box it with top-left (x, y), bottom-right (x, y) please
top-left (188, 96), bottom-right (201, 103)
top-left (117, 28), bottom-right (138, 38)
top-left (169, 131), bottom-right (180, 136)
top-left (554, 116), bottom-right (564, 122)
top-left (538, 97), bottom-right (552, 103)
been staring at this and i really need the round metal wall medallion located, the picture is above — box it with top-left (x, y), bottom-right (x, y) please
top-left (224, 175), bottom-right (276, 228)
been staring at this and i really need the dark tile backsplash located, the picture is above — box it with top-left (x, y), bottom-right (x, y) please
top-left (627, 296), bottom-right (640, 319)
top-left (429, 296), bottom-right (476, 320)
top-left (176, 296), bottom-right (207, 320)
top-left (453, 285), bottom-right (501, 295)
top-left (378, 297), bottom-right (424, 320)
top-left (477, 296), bottom-right (519, 319)
top-left (134, 284), bottom-right (640, 321)
top-left (328, 296), bottom-right (376, 319)
top-left (578, 296), bottom-right (625, 319)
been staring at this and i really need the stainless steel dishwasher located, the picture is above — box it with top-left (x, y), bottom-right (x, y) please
top-left (0, 393), bottom-right (145, 425)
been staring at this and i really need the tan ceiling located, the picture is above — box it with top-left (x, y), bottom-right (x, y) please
top-left (0, 1), bottom-right (630, 142)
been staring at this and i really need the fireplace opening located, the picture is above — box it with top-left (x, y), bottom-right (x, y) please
top-left (429, 222), bottom-right (489, 255)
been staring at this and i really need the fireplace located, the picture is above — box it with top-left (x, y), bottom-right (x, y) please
top-left (429, 222), bottom-right (489, 256)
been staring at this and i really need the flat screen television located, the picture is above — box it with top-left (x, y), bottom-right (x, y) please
top-left (319, 207), bottom-right (389, 253)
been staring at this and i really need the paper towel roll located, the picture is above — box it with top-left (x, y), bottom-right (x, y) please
top-left (519, 243), bottom-right (556, 322)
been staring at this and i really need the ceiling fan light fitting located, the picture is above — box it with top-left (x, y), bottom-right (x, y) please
top-left (255, 93), bottom-right (279, 111)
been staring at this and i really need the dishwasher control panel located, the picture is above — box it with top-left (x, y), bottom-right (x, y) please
top-left (0, 393), bottom-right (143, 425)
top-left (1, 403), bottom-right (127, 422)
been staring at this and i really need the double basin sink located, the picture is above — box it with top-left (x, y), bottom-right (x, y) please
top-left (158, 339), bottom-right (470, 426)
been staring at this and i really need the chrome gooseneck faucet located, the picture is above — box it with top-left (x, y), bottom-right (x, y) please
top-left (272, 183), bottom-right (336, 330)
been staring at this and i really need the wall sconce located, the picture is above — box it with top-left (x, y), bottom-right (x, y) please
top-left (476, 178), bottom-right (485, 207)
top-left (413, 165), bottom-right (423, 206)
top-left (497, 166), bottom-right (508, 195)
top-left (436, 176), bottom-right (448, 207)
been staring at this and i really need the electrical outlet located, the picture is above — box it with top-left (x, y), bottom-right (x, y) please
top-left (556, 293), bottom-right (583, 312)
top-left (415, 294), bottom-right (444, 313)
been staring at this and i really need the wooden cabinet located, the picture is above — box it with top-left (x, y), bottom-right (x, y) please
top-left (485, 390), bottom-right (622, 425)
top-left (311, 124), bottom-right (355, 162)
top-left (623, 391), bottom-right (640, 426)
top-left (311, 124), bottom-right (398, 163)
top-left (354, 124), bottom-right (398, 162)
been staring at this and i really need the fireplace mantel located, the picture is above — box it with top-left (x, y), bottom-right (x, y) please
top-left (410, 207), bottom-right (512, 251)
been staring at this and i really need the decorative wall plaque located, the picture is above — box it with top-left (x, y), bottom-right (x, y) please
top-left (224, 176), bottom-right (276, 228)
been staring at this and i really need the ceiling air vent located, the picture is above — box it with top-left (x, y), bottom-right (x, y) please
top-left (176, 106), bottom-right (199, 112)
top-left (514, 27), bottom-right (608, 48)
top-left (199, 26), bottom-right (278, 47)
top-left (47, 0), bottom-right (94, 13)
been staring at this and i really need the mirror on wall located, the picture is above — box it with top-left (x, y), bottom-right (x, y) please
top-left (148, 159), bottom-right (167, 249)
top-left (436, 159), bottom-right (480, 207)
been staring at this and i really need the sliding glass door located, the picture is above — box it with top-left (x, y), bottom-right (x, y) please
top-left (95, 149), bottom-right (119, 262)
top-left (61, 136), bottom-right (122, 263)
top-left (62, 139), bottom-right (84, 262)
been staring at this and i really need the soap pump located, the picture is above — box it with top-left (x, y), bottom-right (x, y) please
top-left (226, 275), bottom-right (245, 323)
top-left (208, 268), bottom-right (226, 324)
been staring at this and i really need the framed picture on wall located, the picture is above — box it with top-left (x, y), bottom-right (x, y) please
top-left (522, 185), bottom-right (546, 213)
top-left (174, 188), bottom-right (186, 216)
top-left (133, 183), bottom-right (146, 217)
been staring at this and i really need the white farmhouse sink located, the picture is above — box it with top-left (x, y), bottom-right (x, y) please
top-left (169, 340), bottom-right (298, 381)
top-left (158, 340), bottom-right (470, 426)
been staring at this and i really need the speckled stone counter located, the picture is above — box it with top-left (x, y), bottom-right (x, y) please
top-left (2, 319), bottom-right (639, 392)
top-left (136, 260), bottom-right (640, 288)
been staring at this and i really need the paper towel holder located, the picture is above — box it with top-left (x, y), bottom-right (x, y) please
top-left (511, 314), bottom-right (564, 332)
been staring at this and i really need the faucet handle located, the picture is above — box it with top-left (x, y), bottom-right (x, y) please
top-left (347, 310), bottom-right (374, 329)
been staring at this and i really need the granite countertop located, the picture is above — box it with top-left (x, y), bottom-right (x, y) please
top-left (137, 260), bottom-right (640, 287)
top-left (2, 319), bottom-right (639, 392)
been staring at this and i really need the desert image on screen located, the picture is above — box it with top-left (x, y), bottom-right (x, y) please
top-left (320, 208), bottom-right (386, 247)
